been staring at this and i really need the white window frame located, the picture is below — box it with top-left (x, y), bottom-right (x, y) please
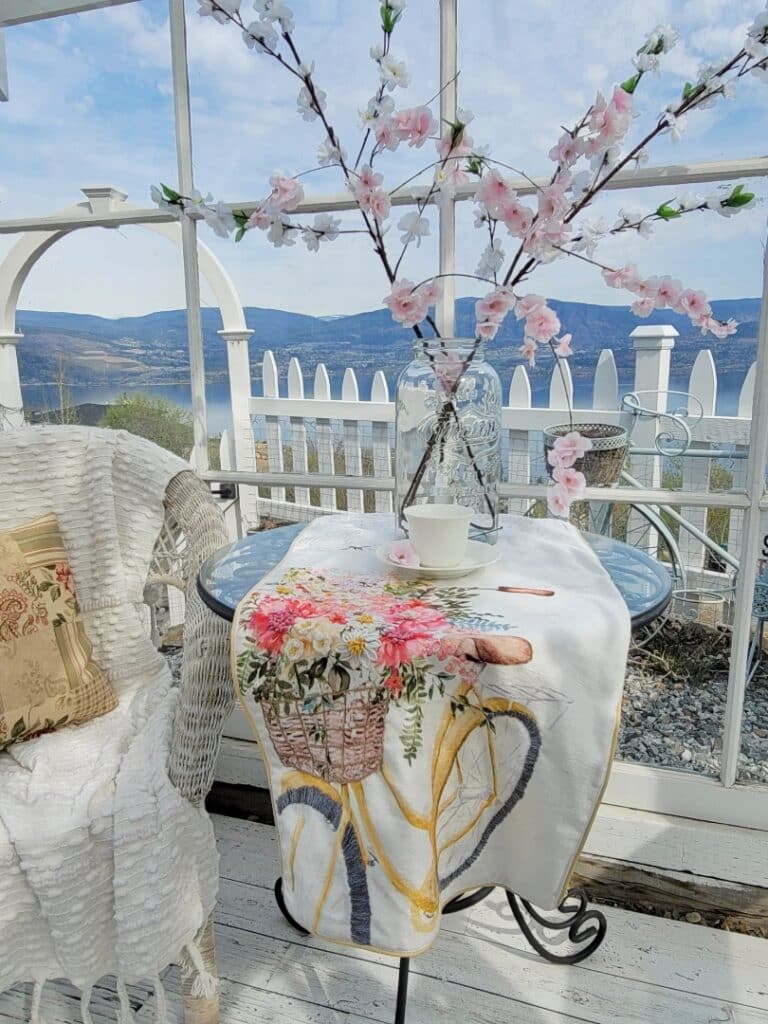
top-left (1, 0), bottom-right (767, 828)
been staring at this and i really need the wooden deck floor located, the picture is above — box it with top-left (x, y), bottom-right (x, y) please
top-left (2, 813), bottom-right (767, 1024)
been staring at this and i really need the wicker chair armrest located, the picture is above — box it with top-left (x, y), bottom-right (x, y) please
top-left (164, 470), bottom-right (235, 805)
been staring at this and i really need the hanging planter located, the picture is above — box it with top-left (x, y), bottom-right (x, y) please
top-left (543, 423), bottom-right (628, 488)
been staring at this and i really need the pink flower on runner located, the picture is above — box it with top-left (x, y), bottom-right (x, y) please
top-left (549, 431), bottom-right (593, 469)
top-left (384, 279), bottom-right (434, 328)
top-left (387, 600), bottom-right (449, 633)
top-left (520, 339), bottom-right (537, 366)
top-left (248, 596), bottom-right (318, 654)
top-left (631, 296), bottom-right (655, 317)
top-left (553, 465), bottom-right (587, 497)
top-left (555, 333), bottom-right (573, 357)
top-left (676, 288), bottom-right (711, 319)
top-left (475, 170), bottom-right (513, 218)
top-left (394, 106), bottom-right (438, 148)
top-left (377, 622), bottom-right (432, 669)
top-left (388, 540), bottom-right (420, 567)
top-left (384, 671), bottom-right (404, 698)
top-left (547, 483), bottom-right (572, 519)
top-left (525, 304), bottom-right (561, 342)
top-left (267, 173), bottom-right (304, 212)
top-left (655, 276), bottom-right (683, 309)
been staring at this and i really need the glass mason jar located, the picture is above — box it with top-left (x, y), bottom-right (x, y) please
top-left (395, 338), bottom-right (502, 542)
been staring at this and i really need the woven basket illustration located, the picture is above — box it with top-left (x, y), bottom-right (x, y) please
top-left (261, 687), bottom-right (389, 783)
top-left (543, 422), bottom-right (628, 487)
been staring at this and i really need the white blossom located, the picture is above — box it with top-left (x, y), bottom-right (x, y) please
top-left (475, 237), bottom-right (505, 278)
top-left (201, 201), bottom-right (236, 237)
top-left (253, 0), bottom-right (294, 32)
top-left (303, 212), bottom-right (341, 251)
top-left (267, 215), bottom-right (297, 247)
top-left (150, 185), bottom-right (183, 219)
top-left (569, 170), bottom-right (592, 197)
top-left (397, 210), bottom-right (430, 246)
top-left (747, 8), bottom-right (768, 53)
top-left (379, 54), bottom-right (410, 90)
top-left (456, 107), bottom-right (474, 126)
top-left (198, 0), bottom-right (239, 24)
top-left (677, 192), bottom-right (702, 211)
top-left (358, 94), bottom-right (395, 127)
top-left (370, 44), bottom-right (384, 61)
top-left (571, 217), bottom-right (607, 257)
top-left (317, 137), bottom-right (347, 166)
top-left (297, 84), bottom-right (326, 121)
top-left (243, 18), bottom-right (278, 51)
top-left (634, 51), bottom-right (660, 75)
top-left (663, 111), bottom-right (687, 143)
top-left (644, 24), bottom-right (678, 54)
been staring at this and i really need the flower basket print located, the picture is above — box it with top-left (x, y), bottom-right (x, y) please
top-left (235, 570), bottom-right (538, 782)
top-left (155, 1), bottom-right (766, 520)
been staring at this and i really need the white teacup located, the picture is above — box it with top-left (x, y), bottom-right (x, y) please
top-left (404, 503), bottom-right (473, 568)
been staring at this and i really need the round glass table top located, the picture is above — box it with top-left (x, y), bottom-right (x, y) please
top-left (197, 522), bottom-right (673, 629)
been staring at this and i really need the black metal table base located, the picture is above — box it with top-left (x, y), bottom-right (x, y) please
top-left (273, 879), bottom-right (607, 1023)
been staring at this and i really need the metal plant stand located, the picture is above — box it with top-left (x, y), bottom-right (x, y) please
top-left (273, 879), bottom-right (607, 1024)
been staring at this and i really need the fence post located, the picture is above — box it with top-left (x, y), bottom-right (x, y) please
top-left (218, 328), bottom-right (259, 530)
top-left (680, 349), bottom-right (717, 576)
top-left (0, 332), bottom-right (24, 428)
top-left (507, 365), bottom-right (532, 515)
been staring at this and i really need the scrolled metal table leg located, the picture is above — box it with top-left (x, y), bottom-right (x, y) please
top-left (506, 887), bottom-right (607, 965)
top-left (274, 877), bottom-right (310, 936)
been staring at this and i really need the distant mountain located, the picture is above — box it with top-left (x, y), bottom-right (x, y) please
top-left (15, 297), bottom-right (761, 405)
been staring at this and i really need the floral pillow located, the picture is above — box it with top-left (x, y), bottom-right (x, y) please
top-left (0, 513), bottom-right (117, 748)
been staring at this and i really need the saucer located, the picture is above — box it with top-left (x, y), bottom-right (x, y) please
top-left (375, 540), bottom-right (500, 579)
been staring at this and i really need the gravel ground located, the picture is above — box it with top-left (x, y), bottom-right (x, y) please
top-left (620, 616), bottom-right (768, 783)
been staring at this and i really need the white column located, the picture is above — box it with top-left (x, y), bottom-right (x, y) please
top-left (0, 332), bottom-right (24, 427)
top-left (218, 329), bottom-right (259, 530)
top-left (436, 0), bottom-right (457, 338)
top-left (630, 324), bottom-right (678, 489)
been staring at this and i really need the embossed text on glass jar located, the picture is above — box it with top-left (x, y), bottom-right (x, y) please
top-left (395, 339), bottom-right (502, 542)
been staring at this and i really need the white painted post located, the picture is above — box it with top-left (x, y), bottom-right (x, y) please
top-left (371, 370), bottom-right (393, 514)
top-left (341, 367), bottom-right (364, 513)
top-left (0, 332), bottom-right (24, 427)
top-left (593, 349), bottom-right (619, 410)
top-left (436, 0), bottom-right (457, 338)
top-left (262, 350), bottom-right (285, 505)
top-left (287, 357), bottom-right (310, 509)
top-left (548, 357), bottom-right (573, 414)
top-left (218, 328), bottom-right (259, 530)
top-left (507, 365), bottom-right (532, 515)
top-left (727, 363), bottom-right (757, 564)
top-left (313, 363), bottom-right (337, 510)
top-left (217, 429), bottom-right (241, 540)
top-left (679, 349), bottom-right (717, 576)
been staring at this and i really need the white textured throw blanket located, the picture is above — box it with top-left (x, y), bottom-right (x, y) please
top-left (232, 513), bottom-right (631, 957)
top-left (0, 427), bottom-right (219, 1019)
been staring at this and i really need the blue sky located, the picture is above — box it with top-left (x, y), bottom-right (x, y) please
top-left (0, 0), bottom-right (766, 319)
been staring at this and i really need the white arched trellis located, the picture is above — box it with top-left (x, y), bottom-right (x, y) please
top-left (0, 186), bottom-right (258, 524)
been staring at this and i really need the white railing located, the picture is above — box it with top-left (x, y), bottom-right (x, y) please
top-left (220, 324), bottom-right (755, 573)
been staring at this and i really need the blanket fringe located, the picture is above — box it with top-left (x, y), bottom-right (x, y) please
top-left (81, 984), bottom-right (94, 1024)
top-left (185, 942), bottom-right (218, 999)
top-left (116, 980), bottom-right (134, 1024)
top-left (153, 975), bottom-right (168, 1024)
top-left (30, 979), bottom-right (46, 1024)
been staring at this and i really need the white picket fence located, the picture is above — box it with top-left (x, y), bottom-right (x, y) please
top-left (218, 325), bottom-right (756, 576)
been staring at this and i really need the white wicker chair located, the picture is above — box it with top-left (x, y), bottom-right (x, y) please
top-left (0, 427), bottom-right (234, 1024)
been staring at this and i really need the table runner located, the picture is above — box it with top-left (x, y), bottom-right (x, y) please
top-left (231, 513), bottom-right (630, 957)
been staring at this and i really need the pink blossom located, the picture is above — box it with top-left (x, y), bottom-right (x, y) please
top-left (515, 293), bottom-right (546, 320)
top-left (475, 170), bottom-right (513, 218)
top-left (388, 541), bottom-right (420, 567)
top-left (520, 339), bottom-right (537, 366)
top-left (611, 85), bottom-right (634, 117)
top-left (676, 289), bottom-right (711, 320)
top-left (374, 117), bottom-right (400, 151)
top-left (632, 276), bottom-right (660, 300)
top-left (537, 184), bottom-right (568, 221)
top-left (500, 199), bottom-right (534, 238)
top-left (555, 333), bottom-right (573, 357)
top-left (394, 106), bottom-right (438, 148)
top-left (418, 279), bottom-right (441, 306)
top-left (434, 353), bottom-right (465, 392)
top-left (437, 129), bottom-right (473, 161)
top-left (356, 164), bottom-right (383, 194)
top-left (367, 189), bottom-right (391, 221)
top-left (549, 431), bottom-right (593, 469)
top-left (475, 289), bottom-right (514, 322)
top-left (631, 297), bottom-right (656, 318)
top-left (654, 276), bottom-right (683, 309)
top-left (525, 304), bottom-right (561, 342)
top-left (247, 206), bottom-right (273, 231)
top-left (477, 319), bottom-right (501, 341)
top-left (694, 314), bottom-right (738, 339)
top-left (602, 264), bottom-right (641, 290)
top-left (267, 174), bottom-right (304, 213)
top-left (384, 279), bottom-right (429, 328)
top-left (549, 133), bottom-right (584, 166)
top-left (553, 465), bottom-right (587, 497)
top-left (547, 483), bottom-right (572, 519)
